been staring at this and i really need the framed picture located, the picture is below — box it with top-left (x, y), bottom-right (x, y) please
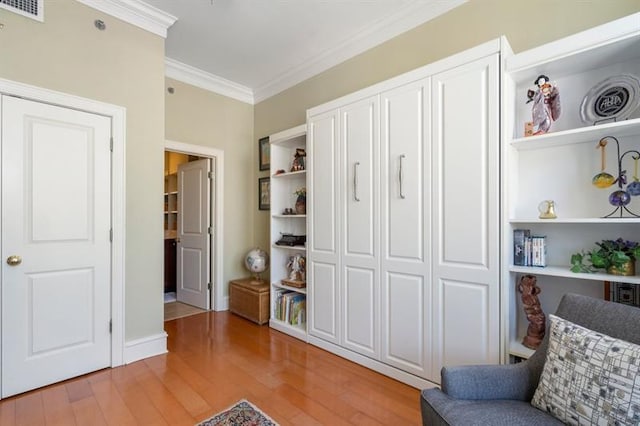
top-left (604, 281), bottom-right (640, 307)
top-left (258, 177), bottom-right (270, 210)
top-left (258, 136), bottom-right (270, 171)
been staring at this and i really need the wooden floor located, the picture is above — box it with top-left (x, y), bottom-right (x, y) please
top-left (0, 311), bottom-right (424, 425)
top-left (164, 301), bottom-right (207, 321)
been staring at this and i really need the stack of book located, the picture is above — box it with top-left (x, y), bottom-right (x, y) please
top-left (273, 289), bottom-right (306, 326)
top-left (513, 229), bottom-right (547, 267)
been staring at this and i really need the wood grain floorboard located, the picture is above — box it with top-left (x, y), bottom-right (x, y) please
top-left (0, 311), bottom-right (424, 425)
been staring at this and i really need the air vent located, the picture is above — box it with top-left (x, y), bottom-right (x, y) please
top-left (0, 0), bottom-right (44, 22)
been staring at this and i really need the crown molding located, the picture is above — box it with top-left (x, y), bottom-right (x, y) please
top-left (253, 0), bottom-right (467, 103)
top-left (75, 0), bottom-right (177, 38)
top-left (165, 58), bottom-right (255, 105)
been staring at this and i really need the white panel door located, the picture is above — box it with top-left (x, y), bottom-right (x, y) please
top-left (341, 96), bottom-right (379, 358)
top-left (1, 95), bottom-right (111, 397)
top-left (380, 79), bottom-right (431, 379)
top-left (177, 158), bottom-right (211, 309)
top-left (431, 53), bottom-right (500, 377)
top-left (307, 110), bottom-right (340, 344)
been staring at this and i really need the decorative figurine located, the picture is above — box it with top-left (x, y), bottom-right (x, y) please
top-left (291, 148), bottom-right (306, 172)
top-left (286, 254), bottom-right (306, 282)
top-left (518, 275), bottom-right (545, 350)
top-left (538, 200), bottom-right (557, 219)
top-left (592, 136), bottom-right (640, 218)
top-left (526, 74), bottom-right (561, 136)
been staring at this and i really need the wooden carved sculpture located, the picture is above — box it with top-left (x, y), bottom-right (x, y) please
top-left (518, 274), bottom-right (546, 350)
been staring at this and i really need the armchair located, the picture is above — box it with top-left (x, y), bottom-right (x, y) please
top-left (421, 293), bottom-right (640, 425)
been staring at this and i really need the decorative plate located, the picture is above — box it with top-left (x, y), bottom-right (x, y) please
top-left (579, 74), bottom-right (640, 124)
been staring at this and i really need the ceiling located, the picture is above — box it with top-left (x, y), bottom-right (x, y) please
top-left (142, 0), bottom-right (466, 103)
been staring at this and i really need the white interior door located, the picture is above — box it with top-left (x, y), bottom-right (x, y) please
top-left (177, 158), bottom-right (211, 309)
top-left (1, 95), bottom-right (112, 398)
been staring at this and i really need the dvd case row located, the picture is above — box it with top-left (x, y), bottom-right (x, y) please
top-left (513, 229), bottom-right (547, 267)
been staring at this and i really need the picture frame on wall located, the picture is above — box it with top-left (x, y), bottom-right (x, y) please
top-left (258, 177), bottom-right (270, 210)
top-left (259, 136), bottom-right (270, 171)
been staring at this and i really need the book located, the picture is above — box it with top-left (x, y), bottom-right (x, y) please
top-left (513, 229), bottom-right (530, 266)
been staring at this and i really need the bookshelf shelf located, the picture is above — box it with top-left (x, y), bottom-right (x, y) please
top-left (509, 340), bottom-right (536, 359)
top-left (272, 170), bottom-right (306, 179)
top-left (269, 319), bottom-right (307, 340)
top-left (509, 265), bottom-right (640, 285)
top-left (511, 118), bottom-right (640, 151)
top-left (272, 281), bottom-right (306, 294)
top-left (271, 244), bottom-right (306, 251)
top-left (509, 218), bottom-right (640, 224)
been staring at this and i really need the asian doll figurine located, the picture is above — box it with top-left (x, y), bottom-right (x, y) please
top-left (526, 74), bottom-right (561, 135)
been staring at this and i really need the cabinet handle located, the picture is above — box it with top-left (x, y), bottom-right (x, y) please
top-left (353, 161), bottom-right (361, 202)
top-left (399, 154), bottom-right (406, 199)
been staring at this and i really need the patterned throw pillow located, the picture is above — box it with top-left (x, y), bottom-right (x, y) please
top-left (531, 314), bottom-right (640, 425)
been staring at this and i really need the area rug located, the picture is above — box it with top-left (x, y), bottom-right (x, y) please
top-left (196, 399), bottom-right (279, 426)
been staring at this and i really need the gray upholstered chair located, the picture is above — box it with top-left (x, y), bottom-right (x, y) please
top-left (421, 293), bottom-right (640, 425)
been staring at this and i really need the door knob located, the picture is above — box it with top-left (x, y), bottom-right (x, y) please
top-left (7, 255), bottom-right (22, 266)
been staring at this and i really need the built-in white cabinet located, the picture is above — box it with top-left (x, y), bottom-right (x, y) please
top-left (307, 39), bottom-right (504, 387)
top-left (431, 54), bottom-right (501, 373)
top-left (502, 13), bottom-right (640, 360)
top-left (341, 96), bottom-right (380, 359)
top-left (379, 79), bottom-right (430, 378)
top-left (268, 124), bottom-right (308, 342)
top-left (307, 110), bottom-right (340, 344)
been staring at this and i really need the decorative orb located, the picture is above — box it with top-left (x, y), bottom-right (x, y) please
top-left (592, 172), bottom-right (615, 188)
top-left (627, 181), bottom-right (640, 196)
top-left (609, 190), bottom-right (631, 206)
top-left (244, 248), bottom-right (269, 278)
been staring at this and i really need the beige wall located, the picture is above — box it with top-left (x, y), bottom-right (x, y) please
top-left (164, 78), bottom-right (254, 294)
top-left (0, 1), bottom-right (166, 341)
top-left (253, 0), bottom-right (640, 251)
top-left (0, 0), bottom-right (637, 346)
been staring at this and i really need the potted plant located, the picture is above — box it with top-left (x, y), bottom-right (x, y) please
top-left (570, 238), bottom-right (640, 276)
top-left (294, 187), bottom-right (306, 214)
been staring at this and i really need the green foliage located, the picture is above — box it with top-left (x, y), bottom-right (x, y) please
top-left (570, 238), bottom-right (640, 273)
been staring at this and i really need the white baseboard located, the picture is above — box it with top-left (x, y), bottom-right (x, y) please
top-left (123, 332), bottom-right (168, 364)
top-left (215, 295), bottom-right (229, 311)
top-left (307, 335), bottom-right (438, 390)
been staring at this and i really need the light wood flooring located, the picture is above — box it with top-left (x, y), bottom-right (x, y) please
top-left (0, 311), bottom-right (425, 425)
top-left (164, 301), bottom-right (207, 321)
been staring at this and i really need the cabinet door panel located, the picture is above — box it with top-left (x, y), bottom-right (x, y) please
top-left (431, 54), bottom-right (500, 376)
top-left (342, 97), bottom-right (377, 259)
top-left (308, 111), bottom-right (338, 255)
top-left (380, 79), bottom-right (432, 380)
top-left (381, 83), bottom-right (427, 263)
top-left (437, 279), bottom-right (492, 366)
top-left (308, 261), bottom-right (339, 343)
top-left (343, 266), bottom-right (377, 358)
top-left (381, 272), bottom-right (428, 377)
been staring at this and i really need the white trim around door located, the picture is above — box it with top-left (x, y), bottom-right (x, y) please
top-left (0, 77), bottom-right (126, 369)
top-left (165, 140), bottom-right (225, 311)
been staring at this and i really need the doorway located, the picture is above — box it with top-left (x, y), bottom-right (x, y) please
top-left (163, 140), bottom-right (225, 319)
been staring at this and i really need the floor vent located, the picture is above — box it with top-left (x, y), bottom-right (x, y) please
top-left (1, 0), bottom-right (44, 22)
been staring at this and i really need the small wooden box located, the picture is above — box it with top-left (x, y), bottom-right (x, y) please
top-left (229, 278), bottom-right (270, 325)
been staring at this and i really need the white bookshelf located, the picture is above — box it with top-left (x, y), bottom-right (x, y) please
top-left (268, 124), bottom-right (308, 341)
top-left (502, 14), bottom-right (640, 360)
